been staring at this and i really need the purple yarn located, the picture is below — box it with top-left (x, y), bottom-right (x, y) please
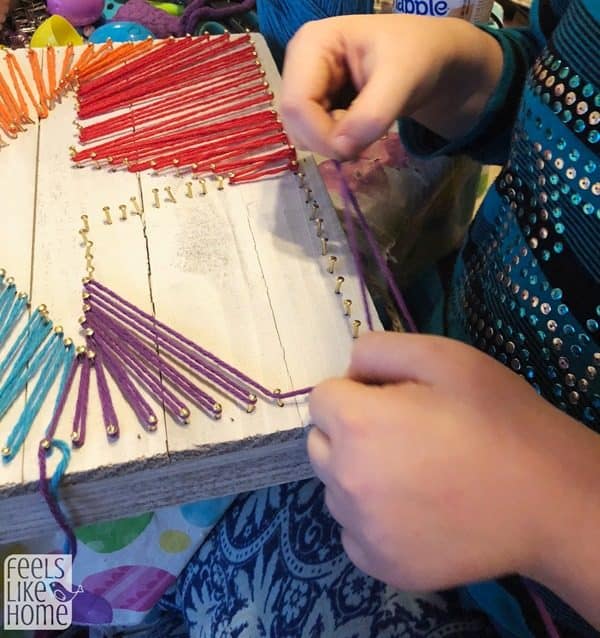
top-left (38, 444), bottom-right (77, 558)
top-left (336, 164), bottom-right (374, 331)
top-left (88, 316), bottom-right (201, 419)
top-left (86, 280), bottom-right (312, 401)
top-left (72, 357), bottom-right (90, 447)
top-left (93, 338), bottom-right (157, 429)
top-left (93, 349), bottom-right (120, 438)
top-left (87, 299), bottom-right (255, 408)
top-left (334, 160), bottom-right (418, 333)
top-left (181, 0), bottom-right (256, 36)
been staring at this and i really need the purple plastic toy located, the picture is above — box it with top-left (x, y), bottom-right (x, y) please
top-left (47, 0), bottom-right (104, 27)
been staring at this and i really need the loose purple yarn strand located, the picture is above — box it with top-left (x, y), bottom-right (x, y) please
top-left (335, 162), bottom-right (374, 331)
top-left (334, 161), bottom-right (418, 333)
top-left (38, 445), bottom-right (77, 558)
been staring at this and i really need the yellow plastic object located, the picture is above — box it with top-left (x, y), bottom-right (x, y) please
top-left (30, 15), bottom-right (84, 48)
top-left (149, 1), bottom-right (184, 16)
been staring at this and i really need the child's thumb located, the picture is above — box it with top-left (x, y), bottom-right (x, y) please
top-left (331, 69), bottom-right (411, 159)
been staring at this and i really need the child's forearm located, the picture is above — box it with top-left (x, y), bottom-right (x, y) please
top-left (409, 19), bottom-right (504, 141)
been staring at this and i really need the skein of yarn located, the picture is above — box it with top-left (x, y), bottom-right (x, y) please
top-left (256, 0), bottom-right (373, 67)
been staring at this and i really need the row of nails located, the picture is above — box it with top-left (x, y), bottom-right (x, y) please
top-left (297, 171), bottom-right (361, 340)
top-left (99, 178), bottom-right (217, 224)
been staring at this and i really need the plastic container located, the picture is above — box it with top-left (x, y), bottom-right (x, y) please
top-left (393, 0), bottom-right (494, 23)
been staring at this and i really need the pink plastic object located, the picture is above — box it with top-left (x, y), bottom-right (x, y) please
top-left (47, 0), bottom-right (104, 27)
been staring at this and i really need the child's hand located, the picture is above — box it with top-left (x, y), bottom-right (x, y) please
top-left (280, 14), bottom-right (503, 159)
top-left (308, 333), bottom-right (600, 595)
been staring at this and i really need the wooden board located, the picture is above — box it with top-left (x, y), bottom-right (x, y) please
top-left (0, 38), bottom-right (381, 543)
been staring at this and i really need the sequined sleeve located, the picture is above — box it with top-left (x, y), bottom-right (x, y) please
top-left (399, 0), bottom-right (569, 165)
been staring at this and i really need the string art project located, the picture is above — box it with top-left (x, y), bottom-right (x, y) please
top-left (0, 35), bottom-right (412, 546)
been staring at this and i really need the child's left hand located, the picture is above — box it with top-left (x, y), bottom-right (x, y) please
top-left (308, 332), bottom-right (599, 593)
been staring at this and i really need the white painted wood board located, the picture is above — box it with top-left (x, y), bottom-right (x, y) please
top-left (0, 37), bottom-right (381, 543)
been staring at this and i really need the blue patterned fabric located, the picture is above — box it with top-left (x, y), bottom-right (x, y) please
top-left (161, 480), bottom-right (497, 638)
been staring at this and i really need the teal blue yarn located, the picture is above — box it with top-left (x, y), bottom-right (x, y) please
top-left (2, 334), bottom-right (67, 462)
top-left (0, 284), bottom-right (17, 322)
top-left (0, 289), bottom-right (27, 348)
top-left (0, 310), bottom-right (52, 382)
top-left (256, 0), bottom-right (373, 68)
top-left (0, 315), bottom-right (55, 423)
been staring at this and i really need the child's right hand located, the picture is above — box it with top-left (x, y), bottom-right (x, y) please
top-left (280, 14), bottom-right (503, 159)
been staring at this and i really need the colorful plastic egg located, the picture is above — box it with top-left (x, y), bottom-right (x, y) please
top-left (89, 21), bottom-right (155, 43)
top-left (47, 0), bottom-right (105, 27)
top-left (30, 15), bottom-right (84, 47)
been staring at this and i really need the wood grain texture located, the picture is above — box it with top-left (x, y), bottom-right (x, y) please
top-left (0, 37), bottom-right (381, 542)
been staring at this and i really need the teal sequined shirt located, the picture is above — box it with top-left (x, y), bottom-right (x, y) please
top-left (402, 0), bottom-right (599, 635)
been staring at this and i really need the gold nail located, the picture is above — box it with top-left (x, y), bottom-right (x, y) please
top-left (1, 446), bottom-right (11, 457)
top-left (304, 188), bottom-right (312, 203)
top-left (309, 202), bottom-right (319, 221)
top-left (103, 206), bottom-right (112, 225)
top-left (343, 299), bottom-right (352, 316)
top-left (106, 425), bottom-right (118, 436)
top-left (352, 319), bottom-right (361, 339)
top-left (119, 204), bottom-right (127, 220)
top-left (327, 256), bottom-right (338, 274)
top-left (335, 276), bottom-right (344, 294)
top-left (130, 196), bottom-right (142, 213)
top-left (315, 218), bottom-right (324, 237)
top-left (320, 236), bottom-right (328, 256)
top-left (164, 186), bottom-right (176, 203)
top-left (185, 182), bottom-right (193, 198)
top-left (199, 178), bottom-right (207, 195)
top-left (81, 214), bottom-right (89, 232)
top-left (216, 175), bottom-right (224, 191)
top-left (273, 388), bottom-right (284, 407)
top-left (152, 188), bottom-right (160, 208)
